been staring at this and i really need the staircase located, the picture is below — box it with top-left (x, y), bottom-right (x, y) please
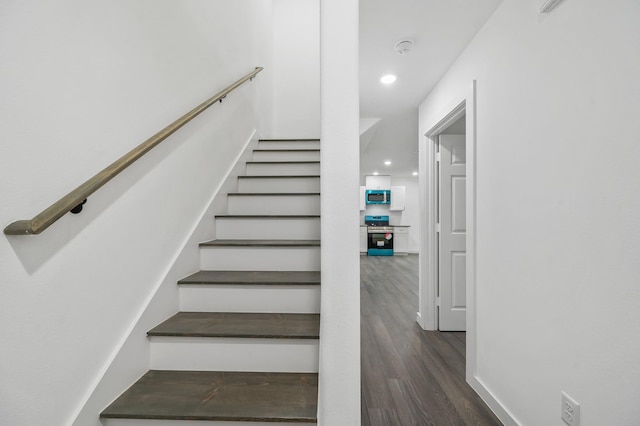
top-left (101, 139), bottom-right (321, 425)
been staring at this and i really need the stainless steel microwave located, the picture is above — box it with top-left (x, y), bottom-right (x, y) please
top-left (365, 189), bottom-right (391, 205)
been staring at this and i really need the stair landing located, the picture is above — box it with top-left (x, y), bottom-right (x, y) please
top-left (100, 370), bottom-right (318, 423)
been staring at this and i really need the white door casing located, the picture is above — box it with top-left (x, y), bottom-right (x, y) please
top-left (419, 84), bottom-right (504, 418)
top-left (438, 134), bottom-right (466, 331)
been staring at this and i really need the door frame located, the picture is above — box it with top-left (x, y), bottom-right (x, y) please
top-left (417, 80), bottom-right (477, 383)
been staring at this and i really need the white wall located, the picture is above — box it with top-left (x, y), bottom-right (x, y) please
top-left (360, 111), bottom-right (419, 178)
top-left (419, 0), bottom-right (640, 425)
top-left (272, 0), bottom-right (321, 138)
top-left (0, 1), bottom-right (273, 425)
top-left (319, 0), bottom-right (361, 424)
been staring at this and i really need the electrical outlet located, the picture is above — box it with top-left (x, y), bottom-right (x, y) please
top-left (561, 392), bottom-right (580, 426)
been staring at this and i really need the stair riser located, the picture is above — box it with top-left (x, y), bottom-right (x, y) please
top-left (258, 140), bottom-right (320, 150)
top-left (252, 151), bottom-right (320, 162)
top-left (228, 195), bottom-right (320, 215)
top-left (200, 246), bottom-right (320, 271)
top-left (238, 177), bottom-right (320, 193)
top-left (215, 217), bottom-right (320, 240)
top-left (104, 419), bottom-right (315, 426)
top-left (246, 162), bottom-right (320, 176)
top-left (179, 285), bottom-right (321, 313)
top-left (149, 337), bottom-right (319, 372)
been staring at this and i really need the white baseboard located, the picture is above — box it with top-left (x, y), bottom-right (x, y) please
top-left (468, 374), bottom-right (520, 426)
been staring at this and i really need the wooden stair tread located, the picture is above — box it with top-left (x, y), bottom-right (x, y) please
top-left (253, 149), bottom-right (320, 152)
top-left (179, 270), bottom-right (321, 285)
top-left (238, 175), bottom-right (320, 179)
top-left (215, 214), bottom-right (320, 218)
top-left (246, 161), bottom-right (320, 164)
top-left (259, 139), bottom-right (320, 141)
top-left (228, 192), bottom-right (320, 196)
top-left (148, 312), bottom-right (320, 339)
top-left (200, 239), bottom-right (320, 247)
top-left (100, 370), bottom-right (318, 422)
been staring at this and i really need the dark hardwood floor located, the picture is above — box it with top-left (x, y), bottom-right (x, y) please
top-left (361, 254), bottom-right (502, 426)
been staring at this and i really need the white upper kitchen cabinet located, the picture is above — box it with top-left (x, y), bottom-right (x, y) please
top-left (365, 175), bottom-right (391, 189)
top-left (390, 186), bottom-right (406, 211)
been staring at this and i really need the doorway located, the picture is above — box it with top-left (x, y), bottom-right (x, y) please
top-left (418, 100), bottom-right (467, 332)
top-left (417, 82), bottom-right (478, 385)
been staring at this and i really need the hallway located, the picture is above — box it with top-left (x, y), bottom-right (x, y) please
top-left (360, 254), bottom-right (502, 425)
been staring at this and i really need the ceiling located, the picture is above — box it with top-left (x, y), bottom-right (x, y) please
top-left (359, 0), bottom-right (502, 178)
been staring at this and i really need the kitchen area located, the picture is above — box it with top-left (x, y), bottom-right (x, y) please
top-left (360, 174), bottom-right (416, 256)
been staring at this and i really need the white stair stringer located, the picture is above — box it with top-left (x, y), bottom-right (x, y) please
top-left (215, 215), bottom-right (320, 240)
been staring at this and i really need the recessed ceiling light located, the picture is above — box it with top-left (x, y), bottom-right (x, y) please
top-left (380, 74), bottom-right (397, 84)
top-left (384, 160), bottom-right (391, 166)
top-left (412, 171), bottom-right (418, 176)
top-left (373, 172), bottom-right (379, 176)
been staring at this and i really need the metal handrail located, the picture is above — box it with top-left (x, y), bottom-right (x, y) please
top-left (4, 67), bottom-right (263, 235)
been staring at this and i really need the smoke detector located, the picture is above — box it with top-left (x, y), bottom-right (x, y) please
top-left (394, 40), bottom-right (414, 55)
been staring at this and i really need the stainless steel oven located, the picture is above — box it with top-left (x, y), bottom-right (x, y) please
top-left (367, 227), bottom-right (394, 256)
top-left (364, 215), bottom-right (394, 256)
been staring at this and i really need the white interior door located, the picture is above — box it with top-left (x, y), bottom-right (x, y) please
top-left (438, 134), bottom-right (466, 331)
